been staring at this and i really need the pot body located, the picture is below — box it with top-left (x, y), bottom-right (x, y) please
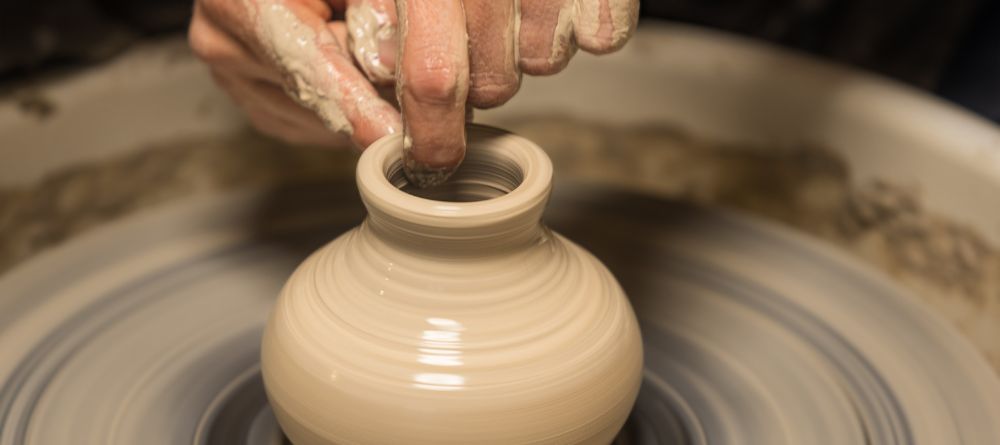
top-left (261, 126), bottom-right (643, 444)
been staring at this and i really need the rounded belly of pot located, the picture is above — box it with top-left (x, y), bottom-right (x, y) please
top-left (260, 232), bottom-right (644, 445)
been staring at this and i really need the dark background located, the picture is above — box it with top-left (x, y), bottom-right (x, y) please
top-left (1, 0), bottom-right (998, 121)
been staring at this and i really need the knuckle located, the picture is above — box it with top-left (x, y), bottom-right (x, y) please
top-left (199, 0), bottom-right (228, 20)
top-left (405, 67), bottom-right (462, 106)
top-left (187, 20), bottom-right (221, 62)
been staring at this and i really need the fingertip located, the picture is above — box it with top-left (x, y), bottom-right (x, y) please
top-left (345, 0), bottom-right (398, 84)
top-left (403, 150), bottom-right (462, 188)
top-left (518, 0), bottom-right (576, 76)
top-left (572, 0), bottom-right (638, 54)
top-left (468, 73), bottom-right (521, 108)
top-left (575, 33), bottom-right (629, 55)
top-left (396, 0), bottom-right (469, 178)
top-left (405, 123), bottom-right (466, 168)
top-left (519, 52), bottom-right (573, 76)
top-left (464, 0), bottom-right (519, 109)
top-left (188, 10), bottom-right (236, 65)
top-left (187, 12), bottom-right (210, 58)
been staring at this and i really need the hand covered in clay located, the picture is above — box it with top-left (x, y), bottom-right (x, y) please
top-left (189, 0), bottom-right (401, 147)
top-left (394, 0), bottom-right (640, 185)
top-left (189, 0), bottom-right (638, 182)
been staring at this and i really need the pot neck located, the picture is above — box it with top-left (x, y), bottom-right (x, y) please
top-left (357, 125), bottom-right (552, 255)
top-left (357, 125), bottom-right (553, 255)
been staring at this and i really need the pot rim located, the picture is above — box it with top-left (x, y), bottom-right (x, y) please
top-left (357, 124), bottom-right (554, 230)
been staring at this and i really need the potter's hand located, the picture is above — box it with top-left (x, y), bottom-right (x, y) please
top-left (189, 0), bottom-right (639, 168)
top-left (189, 0), bottom-right (402, 147)
top-left (396, 0), bottom-right (640, 185)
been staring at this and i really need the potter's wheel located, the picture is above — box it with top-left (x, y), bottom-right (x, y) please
top-left (1, 181), bottom-right (999, 445)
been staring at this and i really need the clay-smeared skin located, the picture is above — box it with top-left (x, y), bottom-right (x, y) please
top-left (465, 0), bottom-right (521, 108)
top-left (397, 0), bottom-right (637, 186)
top-left (573, 0), bottom-right (638, 54)
top-left (345, 0), bottom-right (397, 84)
top-left (189, 0), bottom-right (638, 181)
top-left (395, 0), bottom-right (470, 178)
top-left (249, 0), bottom-right (402, 145)
top-left (519, 0), bottom-right (576, 75)
top-left (190, 0), bottom-right (401, 147)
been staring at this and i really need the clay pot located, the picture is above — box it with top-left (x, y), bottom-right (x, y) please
top-left (261, 125), bottom-right (644, 444)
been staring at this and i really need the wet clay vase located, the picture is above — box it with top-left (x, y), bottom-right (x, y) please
top-left (261, 125), bottom-right (644, 444)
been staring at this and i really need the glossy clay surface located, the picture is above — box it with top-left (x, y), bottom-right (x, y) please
top-left (261, 126), bottom-right (644, 444)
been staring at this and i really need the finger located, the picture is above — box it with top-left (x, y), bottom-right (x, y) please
top-left (464, 0), bottom-right (520, 108)
top-left (326, 21), bottom-right (351, 53)
top-left (213, 69), bottom-right (350, 146)
top-left (573, 0), bottom-right (639, 54)
top-left (200, 0), bottom-right (333, 44)
top-left (212, 69), bottom-right (320, 142)
top-left (224, 71), bottom-right (334, 132)
top-left (518, 0), bottom-right (576, 75)
top-left (241, 0), bottom-right (401, 146)
top-left (346, 0), bottom-right (398, 84)
top-left (189, 4), bottom-right (283, 83)
top-left (246, 105), bottom-right (349, 146)
top-left (395, 0), bottom-right (469, 185)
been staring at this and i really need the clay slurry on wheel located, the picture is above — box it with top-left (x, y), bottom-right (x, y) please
top-left (0, 184), bottom-right (999, 444)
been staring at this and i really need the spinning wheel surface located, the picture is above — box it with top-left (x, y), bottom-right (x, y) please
top-left (1, 183), bottom-right (998, 444)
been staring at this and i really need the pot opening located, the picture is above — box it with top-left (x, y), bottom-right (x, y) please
top-left (386, 150), bottom-right (525, 203)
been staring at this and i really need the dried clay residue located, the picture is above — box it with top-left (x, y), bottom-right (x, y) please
top-left (1, 116), bottom-right (997, 373)
top-left (501, 116), bottom-right (1000, 372)
top-left (0, 133), bottom-right (357, 273)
